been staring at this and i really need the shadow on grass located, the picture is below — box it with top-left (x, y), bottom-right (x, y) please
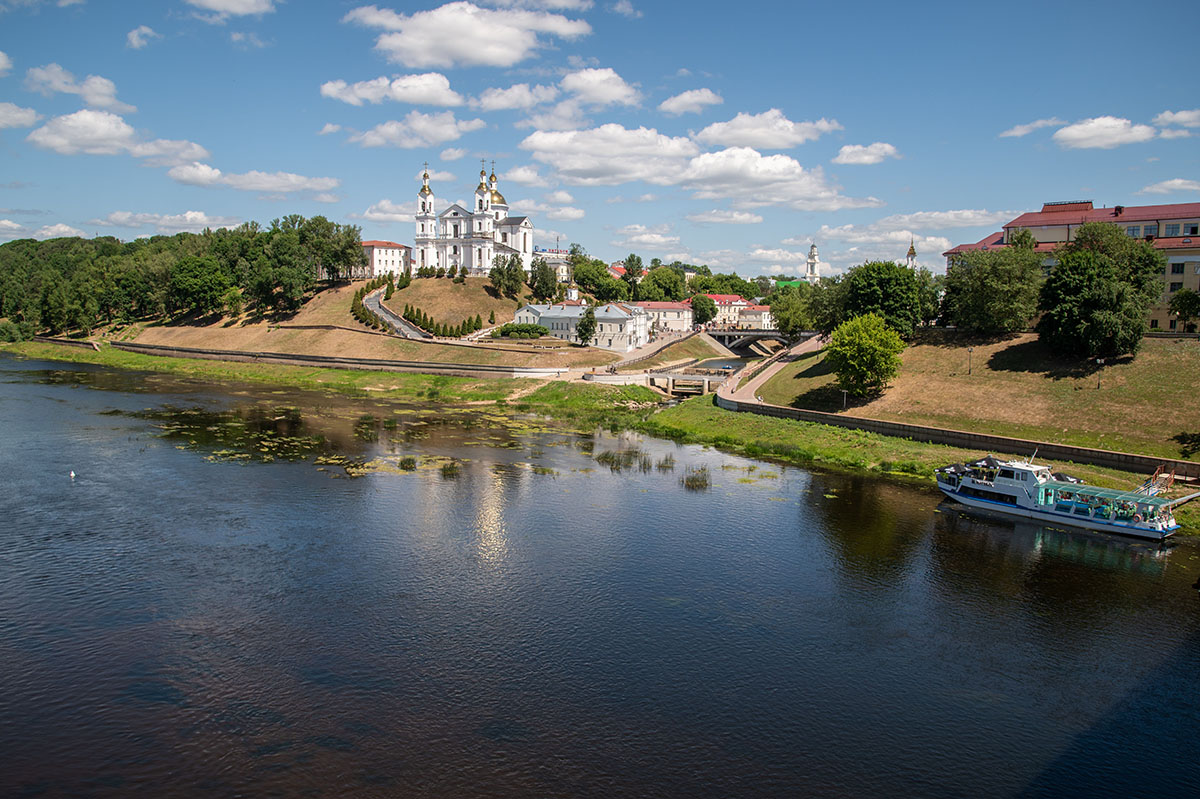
top-left (1172, 431), bottom-right (1200, 459)
top-left (985, 338), bottom-right (1132, 379)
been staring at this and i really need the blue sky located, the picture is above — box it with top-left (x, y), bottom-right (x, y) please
top-left (1, 0), bottom-right (1197, 276)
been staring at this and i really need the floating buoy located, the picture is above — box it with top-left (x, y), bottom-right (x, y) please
top-left (69, 471), bottom-right (75, 480)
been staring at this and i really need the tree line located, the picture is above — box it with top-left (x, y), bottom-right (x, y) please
top-left (0, 215), bottom-right (366, 341)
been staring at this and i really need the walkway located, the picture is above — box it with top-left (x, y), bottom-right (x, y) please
top-left (725, 335), bottom-right (825, 403)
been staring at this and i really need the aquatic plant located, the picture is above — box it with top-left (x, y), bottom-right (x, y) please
top-left (681, 465), bottom-right (710, 491)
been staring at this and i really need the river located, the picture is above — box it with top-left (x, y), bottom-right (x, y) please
top-left (1, 353), bottom-right (1197, 798)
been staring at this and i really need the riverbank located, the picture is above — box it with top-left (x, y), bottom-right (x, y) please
top-left (8, 340), bottom-right (1195, 533)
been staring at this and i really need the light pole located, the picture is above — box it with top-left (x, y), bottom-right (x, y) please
top-left (1096, 358), bottom-right (1104, 389)
top-left (967, 346), bottom-right (974, 375)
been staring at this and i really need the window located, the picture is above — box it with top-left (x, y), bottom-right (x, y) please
top-left (1170, 281), bottom-right (1183, 292)
top-left (1187, 224), bottom-right (1200, 236)
top-left (1169, 319), bottom-right (1178, 330)
top-left (1165, 223), bottom-right (1180, 236)
top-left (1144, 224), bottom-right (1158, 237)
top-left (1150, 319), bottom-right (1159, 329)
top-left (1172, 263), bottom-right (1185, 274)
top-left (1126, 226), bottom-right (1140, 237)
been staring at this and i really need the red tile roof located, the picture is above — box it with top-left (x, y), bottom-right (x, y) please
top-left (634, 301), bottom-right (691, 310)
top-left (361, 240), bottom-right (409, 248)
top-left (943, 232), bottom-right (1200, 258)
top-left (1005, 202), bottom-right (1200, 230)
top-left (703, 294), bottom-right (748, 304)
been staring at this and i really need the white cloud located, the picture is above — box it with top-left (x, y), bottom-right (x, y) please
top-left (545, 189), bottom-right (574, 203)
top-left (695, 109), bottom-right (841, 148)
top-left (658, 88), bottom-right (722, 116)
top-left (611, 0), bottom-right (641, 17)
top-left (25, 63), bottom-right (135, 112)
top-left (312, 193), bottom-right (339, 204)
top-left (185, 0), bottom-right (274, 22)
top-left (0, 51), bottom-right (11, 77)
top-left (681, 147), bottom-right (881, 212)
top-left (417, 168), bottom-right (455, 181)
top-left (560, 67), bottom-right (640, 107)
top-left (26, 109), bottom-right (210, 166)
top-left (92, 210), bottom-right (242, 232)
top-left (349, 110), bottom-right (486, 148)
top-left (870, 209), bottom-right (1018, 230)
top-left (473, 82), bottom-right (558, 110)
top-left (788, 223), bottom-right (952, 273)
top-left (998, 117), bottom-right (1065, 138)
top-left (518, 100), bottom-right (588, 131)
top-left (320, 73), bottom-right (464, 107)
top-left (520, 123), bottom-right (698, 185)
top-left (343, 2), bottom-right (590, 68)
top-left (318, 123), bottom-right (341, 135)
top-left (1153, 109), bottom-right (1200, 128)
top-left (686, 209), bottom-right (763, 224)
top-left (440, 147), bottom-right (466, 160)
top-left (1137, 178), bottom-right (1200, 195)
top-left (36, 222), bottom-right (85, 239)
top-left (1159, 129), bottom-right (1192, 140)
top-left (168, 162), bottom-right (339, 193)
top-left (832, 142), bottom-right (899, 165)
top-left (0, 102), bottom-right (41, 129)
top-left (547, 206), bottom-right (584, 220)
top-left (613, 223), bottom-right (679, 250)
top-left (230, 31), bottom-right (267, 48)
top-left (351, 198), bottom-right (413, 223)
top-left (1052, 116), bottom-right (1156, 149)
top-left (126, 25), bottom-right (160, 49)
top-left (504, 164), bottom-right (550, 186)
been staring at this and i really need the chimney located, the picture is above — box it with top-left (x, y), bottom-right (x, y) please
top-left (1114, 205), bottom-right (1125, 216)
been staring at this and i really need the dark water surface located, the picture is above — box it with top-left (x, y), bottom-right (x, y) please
top-left (1, 353), bottom-right (1198, 798)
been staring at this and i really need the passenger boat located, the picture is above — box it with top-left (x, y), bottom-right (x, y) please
top-left (935, 455), bottom-right (1198, 541)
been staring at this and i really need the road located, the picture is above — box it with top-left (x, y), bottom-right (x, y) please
top-left (364, 289), bottom-right (429, 339)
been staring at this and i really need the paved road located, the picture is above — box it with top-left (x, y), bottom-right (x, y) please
top-left (725, 335), bottom-right (825, 404)
top-left (364, 289), bottom-right (429, 339)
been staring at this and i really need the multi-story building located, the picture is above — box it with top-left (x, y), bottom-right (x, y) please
top-left (533, 247), bottom-right (572, 283)
top-left (515, 301), bottom-right (649, 352)
top-left (413, 163), bottom-right (534, 276)
top-left (944, 200), bottom-right (1200, 331)
top-left (698, 294), bottom-right (749, 326)
top-left (634, 301), bottom-right (693, 334)
top-left (361, 240), bottom-right (410, 279)
top-left (739, 304), bottom-right (775, 329)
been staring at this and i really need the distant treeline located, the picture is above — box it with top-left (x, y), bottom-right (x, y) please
top-left (0, 215), bottom-right (366, 340)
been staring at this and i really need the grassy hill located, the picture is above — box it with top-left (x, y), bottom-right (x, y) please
top-left (128, 281), bottom-right (617, 369)
top-left (623, 334), bottom-right (725, 371)
top-left (385, 276), bottom-right (526, 329)
top-left (758, 331), bottom-right (1200, 461)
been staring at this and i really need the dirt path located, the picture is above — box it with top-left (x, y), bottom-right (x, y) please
top-left (727, 336), bottom-right (825, 403)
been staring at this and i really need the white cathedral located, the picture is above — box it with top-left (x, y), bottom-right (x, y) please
top-left (413, 162), bottom-right (535, 276)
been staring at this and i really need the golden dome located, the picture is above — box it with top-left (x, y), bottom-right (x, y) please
top-left (490, 189), bottom-right (506, 204)
top-left (419, 185), bottom-right (431, 196)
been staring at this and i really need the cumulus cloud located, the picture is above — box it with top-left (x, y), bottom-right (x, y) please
top-left (658, 88), bottom-right (722, 116)
top-left (870, 209), bottom-right (1018, 230)
top-left (784, 223), bottom-right (951, 273)
top-left (318, 123), bottom-right (341, 135)
top-left (1052, 116), bottom-right (1156, 149)
top-left (832, 142), bottom-right (899, 165)
top-left (0, 51), bottom-right (11, 77)
top-left (351, 198), bottom-right (413, 223)
top-left (92, 210), bottom-right (243, 233)
top-left (998, 117), bottom-right (1065, 138)
top-left (1160, 129), bottom-right (1192, 139)
top-left (681, 147), bottom-right (881, 212)
top-left (520, 123), bottom-right (698, 185)
top-left (473, 82), bottom-right (558, 110)
top-left (26, 110), bottom-right (209, 165)
top-left (0, 102), bottom-right (41, 129)
top-left (561, 67), bottom-right (640, 106)
top-left (440, 147), bottom-right (466, 160)
top-left (185, 0), bottom-right (275, 23)
top-left (126, 25), bottom-right (160, 49)
top-left (612, 223), bottom-right (679, 250)
top-left (1137, 178), bottom-right (1200, 195)
top-left (545, 189), bottom-right (574, 203)
top-left (36, 222), bottom-right (86, 239)
top-left (320, 73), bottom-right (464, 106)
top-left (686, 209), bottom-right (763, 224)
top-left (343, 2), bottom-right (590, 68)
top-left (503, 164), bottom-right (550, 186)
top-left (1153, 109), bottom-right (1200, 128)
top-left (168, 161), bottom-right (339, 194)
top-left (518, 101), bottom-right (588, 131)
top-left (417, 168), bottom-right (455, 182)
top-left (230, 31), bottom-right (267, 48)
top-left (349, 110), bottom-right (485, 148)
top-left (695, 109), bottom-right (841, 148)
top-left (25, 63), bottom-right (135, 112)
top-left (611, 0), bottom-right (641, 17)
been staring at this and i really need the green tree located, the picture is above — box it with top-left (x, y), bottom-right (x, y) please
top-left (489, 254), bottom-right (523, 298)
top-left (622, 253), bottom-right (643, 298)
top-left (825, 312), bottom-right (905, 397)
top-left (915, 267), bottom-right (944, 328)
top-left (691, 294), bottom-right (717, 325)
top-left (223, 286), bottom-right (244, 318)
top-left (575, 305), bottom-right (597, 346)
top-left (529, 257), bottom-right (557, 301)
top-left (808, 275), bottom-right (847, 336)
top-left (1170, 288), bottom-right (1200, 332)
top-left (1037, 221), bottom-right (1165, 358)
top-left (842, 261), bottom-right (920, 338)
top-left (943, 246), bottom-right (1042, 335)
top-left (488, 309), bottom-right (496, 325)
top-left (767, 283), bottom-right (813, 340)
top-left (170, 255), bottom-right (230, 315)
top-left (641, 266), bottom-right (685, 301)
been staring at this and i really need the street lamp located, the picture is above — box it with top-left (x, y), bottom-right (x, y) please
top-left (1096, 357), bottom-right (1104, 389)
top-left (967, 346), bottom-right (974, 375)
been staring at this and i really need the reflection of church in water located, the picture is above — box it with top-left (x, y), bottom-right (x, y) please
top-left (413, 161), bottom-right (535, 276)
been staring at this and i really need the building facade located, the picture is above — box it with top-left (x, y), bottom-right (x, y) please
top-left (701, 294), bottom-right (750, 326)
top-left (361, 240), bottom-right (410, 279)
top-left (413, 164), bottom-right (535, 276)
top-left (634, 301), bottom-right (693, 333)
top-left (945, 200), bottom-right (1200, 331)
top-left (515, 301), bottom-right (649, 352)
top-left (740, 304), bottom-right (775, 329)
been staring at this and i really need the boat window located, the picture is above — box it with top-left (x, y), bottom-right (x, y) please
top-left (999, 469), bottom-right (1015, 479)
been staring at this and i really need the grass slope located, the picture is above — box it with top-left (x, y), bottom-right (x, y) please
top-left (625, 335), bottom-right (724, 371)
top-left (385, 276), bottom-right (525, 329)
top-left (760, 332), bottom-right (1200, 461)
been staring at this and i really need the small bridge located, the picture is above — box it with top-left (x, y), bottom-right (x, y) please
top-left (705, 328), bottom-right (814, 350)
top-left (583, 369), bottom-right (728, 396)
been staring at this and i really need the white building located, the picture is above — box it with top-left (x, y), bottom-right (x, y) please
top-left (804, 243), bottom-right (822, 283)
top-left (413, 163), bottom-right (534, 276)
top-left (700, 294), bottom-right (750, 326)
top-left (634, 301), bottom-right (693, 333)
top-left (739, 304), bottom-right (775, 329)
top-left (361, 240), bottom-right (410, 279)
top-left (534, 247), bottom-right (572, 283)
top-left (515, 301), bottom-right (649, 352)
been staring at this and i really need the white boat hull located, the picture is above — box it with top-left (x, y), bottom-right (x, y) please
top-left (938, 486), bottom-right (1176, 541)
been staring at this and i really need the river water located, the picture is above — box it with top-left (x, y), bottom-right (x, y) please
top-left (1, 353), bottom-right (1198, 798)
